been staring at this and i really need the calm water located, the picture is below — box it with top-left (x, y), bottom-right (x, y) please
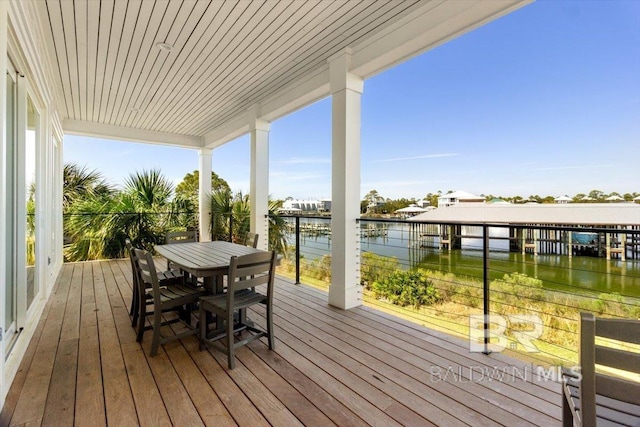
top-left (286, 219), bottom-right (640, 298)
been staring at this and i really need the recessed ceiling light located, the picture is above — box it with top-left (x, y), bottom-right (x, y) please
top-left (156, 42), bottom-right (173, 52)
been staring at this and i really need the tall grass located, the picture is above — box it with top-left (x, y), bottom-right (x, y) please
top-left (277, 251), bottom-right (640, 366)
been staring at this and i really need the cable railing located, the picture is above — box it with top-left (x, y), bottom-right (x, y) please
top-left (63, 210), bottom-right (640, 367)
top-left (277, 214), bottom-right (640, 368)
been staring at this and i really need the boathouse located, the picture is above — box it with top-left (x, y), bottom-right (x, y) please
top-left (409, 203), bottom-right (640, 259)
top-left (437, 190), bottom-right (485, 207)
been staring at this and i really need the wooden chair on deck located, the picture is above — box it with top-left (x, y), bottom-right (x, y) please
top-left (164, 230), bottom-right (199, 284)
top-left (198, 251), bottom-right (276, 369)
top-left (561, 312), bottom-right (640, 426)
top-left (133, 248), bottom-right (206, 356)
top-left (165, 230), bottom-right (198, 267)
top-left (242, 232), bottom-right (259, 248)
top-left (126, 239), bottom-right (183, 328)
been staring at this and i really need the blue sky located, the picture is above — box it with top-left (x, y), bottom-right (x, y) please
top-left (65, 1), bottom-right (640, 201)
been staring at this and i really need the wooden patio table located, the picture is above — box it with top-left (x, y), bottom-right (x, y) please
top-left (155, 240), bottom-right (275, 329)
top-left (155, 240), bottom-right (267, 294)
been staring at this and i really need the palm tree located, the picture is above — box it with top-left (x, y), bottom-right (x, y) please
top-left (208, 187), bottom-right (233, 241)
top-left (207, 188), bottom-right (288, 254)
top-left (64, 196), bottom-right (124, 260)
top-left (267, 199), bottom-right (288, 255)
top-left (123, 169), bottom-right (173, 209)
top-left (64, 169), bottom-right (179, 261)
top-left (63, 163), bottom-right (113, 211)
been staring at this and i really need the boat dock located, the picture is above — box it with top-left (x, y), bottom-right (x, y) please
top-left (408, 204), bottom-right (640, 260)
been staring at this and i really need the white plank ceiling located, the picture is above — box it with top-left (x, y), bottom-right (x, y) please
top-left (31, 0), bottom-right (528, 148)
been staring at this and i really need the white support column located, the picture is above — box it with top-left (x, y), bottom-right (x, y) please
top-left (329, 50), bottom-right (363, 310)
top-left (198, 148), bottom-right (213, 242)
top-left (249, 108), bottom-right (270, 251)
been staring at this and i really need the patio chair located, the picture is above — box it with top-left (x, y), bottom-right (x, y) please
top-left (198, 250), bottom-right (276, 369)
top-left (165, 229), bottom-right (198, 265)
top-left (243, 232), bottom-right (259, 248)
top-left (133, 248), bottom-right (206, 356)
top-left (561, 312), bottom-right (640, 427)
top-left (126, 239), bottom-right (183, 328)
top-left (165, 230), bottom-right (199, 285)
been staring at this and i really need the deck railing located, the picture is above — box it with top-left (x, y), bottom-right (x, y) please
top-left (63, 210), bottom-right (640, 367)
top-left (277, 214), bottom-right (640, 368)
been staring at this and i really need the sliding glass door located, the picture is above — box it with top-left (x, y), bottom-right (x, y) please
top-left (25, 94), bottom-right (38, 310)
top-left (4, 61), bottom-right (17, 353)
top-left (4, 60), bottom-right (41, 356)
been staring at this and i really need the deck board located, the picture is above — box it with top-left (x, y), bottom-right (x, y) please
top-left (2, 260), bottom-right (563, 426)
top-left (75, 261), bottom-right (106, 426)
top-left (270, 278), bottom-right (559, 426)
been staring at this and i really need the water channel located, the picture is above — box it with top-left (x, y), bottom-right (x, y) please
top-left (286, 219), bottom-right (640, 298)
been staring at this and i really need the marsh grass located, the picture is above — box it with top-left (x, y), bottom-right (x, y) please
top-left (277, 252), bottom-right (640, 366)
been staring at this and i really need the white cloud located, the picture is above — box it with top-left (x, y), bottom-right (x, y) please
top-left (270, 171), bottom-right (329, 181)
top-left (274, 157), bottom-right (331, 165)
top-left (372, 153), bottom-right (459, 163)
top-left (527, 164), bottom-right (614, 172)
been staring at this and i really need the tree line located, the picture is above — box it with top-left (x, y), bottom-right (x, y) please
top-left (63, 163), bottom-right (287, 262)
top-left (361, 189), bottom-right (640, 215)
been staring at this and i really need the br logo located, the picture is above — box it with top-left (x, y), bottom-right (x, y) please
top-left (469, 314), bottom-right (543, 353)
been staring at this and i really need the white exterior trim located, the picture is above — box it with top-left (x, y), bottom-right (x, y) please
top-left (249, 109), bottom-right (270, 251)
top-left (198, 148), bottom-right (213, 242)
top-left (63, 119), bottom-right (203, 148)
top-left (329, 52), bottom-right (363, 310)
top-left (0, 2), bottom-right (64, 407)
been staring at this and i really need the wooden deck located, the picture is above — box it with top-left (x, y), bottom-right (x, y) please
top-left (1, 259), bottom-right (562, 426)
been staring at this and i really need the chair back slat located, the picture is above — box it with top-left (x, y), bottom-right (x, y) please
top-left (230, 275), bottom-right (269, 292)
top-left (228, 251), bottom-right (275, 294)
top-left (596, 318), bottom-right (640, 345)
top-left (243, 232), bottom-right (259, 248)
top-left (125, 239), bottom-right (138, 284)
top-left (596, 374), bottom-right (640, 406)
top-left (166, 230), bottom-right (198, 244)
top-left (134, 248), bottom-right (161, 298)
top-left (595, 345), bottom-right (640, 375)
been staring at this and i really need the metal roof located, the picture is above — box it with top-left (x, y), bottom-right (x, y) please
top-left (409, 203), bottom-right (640, 226)
top-left (437, 190), bottom-right (484, 200)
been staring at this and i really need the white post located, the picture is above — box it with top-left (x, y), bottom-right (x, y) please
top-left (0, 0), bottom-right (8, 393)
top-left (198, 148), bottom-right (213, 242)
top-left (249, 108), bottom-right (270, 251)
top-left (329, 50), bottom-right (363, 310)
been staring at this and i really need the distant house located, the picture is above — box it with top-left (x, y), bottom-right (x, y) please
top-left (319, 199), bottom-right (332, 212)
top-left (488, 198), bottom-right (510, 205)
top-left (437, 191), bottom-right (485, 208)
top-left (281, 199), bottom-right (331, 213)
top-left (395, 204), bottom-right (429, 218)
top-left (555, 195), bottom-right (572, 204)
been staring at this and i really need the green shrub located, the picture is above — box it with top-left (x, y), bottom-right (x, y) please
top-left (372, 269), bottom-right (440, 309)
top-left (361, 252), bottom-right (399, 289)
top-left (493, 272), bottom-right (545, 301)
top-left (307, 254), bottom-right (332, 282)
